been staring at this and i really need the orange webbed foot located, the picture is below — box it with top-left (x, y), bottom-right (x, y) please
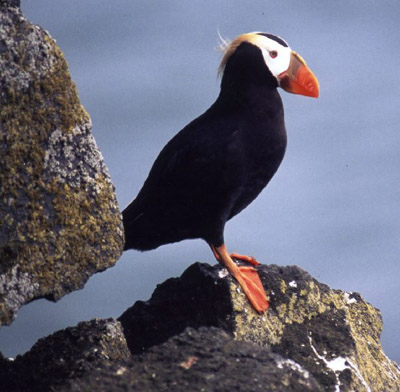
top-left (234, 265), bottom-right (269, 312)
top-left (210, 244), bottom-right (269, 313)
top-left (230, 253), bottom-right (259, 266)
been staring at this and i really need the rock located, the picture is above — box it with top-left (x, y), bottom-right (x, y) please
top-left (63, 327), bottom-right (322, 392)
top-left (119, 262), bottom-right (400, 392)
top-left (0, 262), bottom-right (398, 391)
top-left (0, 318), bottom-right (130, 391)
top-left (0, 1), bottom-right (19, 8)
top-left (119, 260), bottom-right (235, 353)
top-left (0, 2), bottom-right (124, 326)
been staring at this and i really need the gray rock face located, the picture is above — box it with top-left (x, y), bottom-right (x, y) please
top-left (0, 2), bottom-right (124, 326)
top-left (0, 1), bottom-right (19, 8)
top-left (0, 318), bottom-right (130, 391)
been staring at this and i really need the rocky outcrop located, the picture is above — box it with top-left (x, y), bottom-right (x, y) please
top-left (119, 263), bottom-right (400, 392)
top-left (1, 263), bottom-right (398, 391)
top-left (0, 318), bottom-right (130, 391)
top-left (0, 1), bottom-right (124, 326)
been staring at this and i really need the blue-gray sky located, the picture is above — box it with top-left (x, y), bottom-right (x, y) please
top-left (1, 1), bottom-right (399, 363)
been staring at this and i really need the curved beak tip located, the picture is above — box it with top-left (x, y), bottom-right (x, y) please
top-left (302, 70), bottom-right (319, 98)
top-left (279, 51), bottom-right (319, 98)
top-left (305, 78), bottom-right (319, 98)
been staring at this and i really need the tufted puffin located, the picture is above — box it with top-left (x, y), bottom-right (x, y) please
top-left (123, 32), bottom-right (319, 313)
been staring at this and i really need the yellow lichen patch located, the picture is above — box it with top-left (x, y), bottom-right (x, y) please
top-left (303, 288), bottom-right (399, 390)
top-left (280, 279), bottom-right (287, 294)
top-left (284, 293), bottom-right (298, 324)
top-left (276, 303), bottom-right (287, 320)
top-left (220, 264), bottom-right (399, 390)
top-left (299, 289), bottom-right (308, 297)
top-left (274, 280), bottom-right (328, 326)
top-left (231, 278), bottom-right (332, 348)
top-left (21, 173), bottom-right (124, 294)
top-left (342, 298), bottom-right (400, 390)
top-left (230, 282), bottom-right (284, 346)
top-left (232, 270), bottom-right (399, 390)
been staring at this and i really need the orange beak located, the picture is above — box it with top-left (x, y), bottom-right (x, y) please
top-left (279, 51), bottom-right (319, 98)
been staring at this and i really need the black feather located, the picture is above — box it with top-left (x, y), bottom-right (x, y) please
top-left (123, 41), bottom-right (287, 251)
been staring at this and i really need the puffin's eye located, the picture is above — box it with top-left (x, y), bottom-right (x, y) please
top-left (270, 51), bottom-right (278, 58)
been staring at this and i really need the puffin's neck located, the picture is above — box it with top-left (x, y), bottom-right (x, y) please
top-left (217, 79), bottom-right (284, 118)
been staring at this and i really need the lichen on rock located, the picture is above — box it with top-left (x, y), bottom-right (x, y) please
top-left (118, 262), bottom-right (400, 392)
top-left (0, 262), bottom-right (398, 391)
top-left (230, 264), bottom-right (400, 392)
top-left (0, 2), bottom-right (124, 326)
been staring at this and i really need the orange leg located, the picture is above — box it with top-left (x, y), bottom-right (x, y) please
top-left (210, 244), bottom-right (269, 313)
top-left (211, 247), bottom-right (259, 266)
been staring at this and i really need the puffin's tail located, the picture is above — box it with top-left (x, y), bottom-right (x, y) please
top-left (122, 207), bottom-right (150, 251)
top-left (122, 193), bottom-right (190, 252)
top-left (122, 200), bottom-right (171, 252)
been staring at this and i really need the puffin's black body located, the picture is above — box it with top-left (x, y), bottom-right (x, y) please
top-left (123, 32), bottom-right (319, 313)
top-left (123, 42), bottom-right (287, 251)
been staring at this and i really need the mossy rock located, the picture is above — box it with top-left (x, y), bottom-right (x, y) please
top-left (0, 2), bottom-right (124, 326)
top-left (119, 262), bottom-right (400, 392)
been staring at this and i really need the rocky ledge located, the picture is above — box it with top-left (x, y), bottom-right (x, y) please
top-left (1, 262), bottom-right (399, 392)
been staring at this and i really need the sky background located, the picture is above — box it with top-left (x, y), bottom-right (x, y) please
top-left (1, 1), bottom-right (399, 363)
